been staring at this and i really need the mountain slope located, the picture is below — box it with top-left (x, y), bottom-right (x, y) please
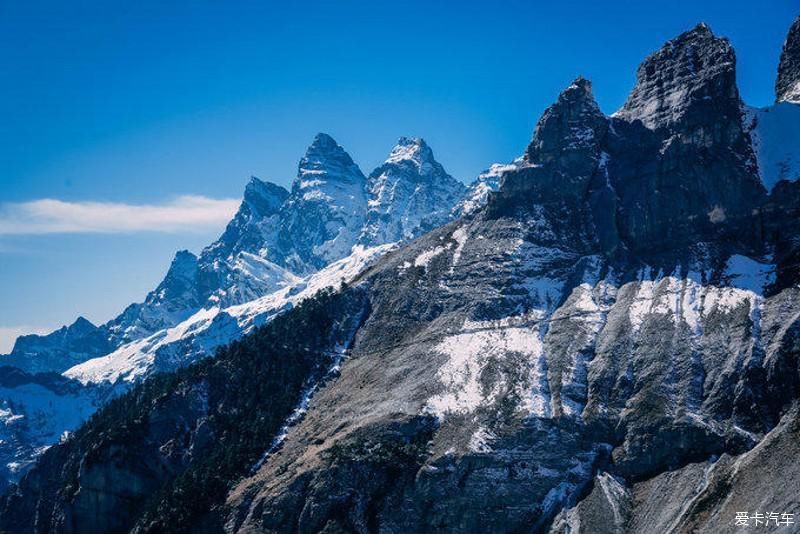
top-left (0, 288), bottom-right (369, 533)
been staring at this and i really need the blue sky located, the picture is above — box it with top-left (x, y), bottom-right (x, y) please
top-left (0, 0), bottom-right (796, 350)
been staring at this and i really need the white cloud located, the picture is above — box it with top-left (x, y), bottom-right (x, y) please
top-left (0, 326), bottom-right (51, 353)
top-left (0, 196), bottom-right (240, 235)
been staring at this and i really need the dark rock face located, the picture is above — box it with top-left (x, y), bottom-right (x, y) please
top-left (491, 78), bottom-right (612, 254)
top-left (551, 403), bottom-right (800, 533)
top-left (493, 24), bottom-right (766, 262)
top-left (776, 16), bottom-right (800, 103)
top-left (609, 24), bottom-right (765, 256)
top-left (615, 24), bottom-right (739, 131)
top-left (524, 76), bottom-right (608, 176)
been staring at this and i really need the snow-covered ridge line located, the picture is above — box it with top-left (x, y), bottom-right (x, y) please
top-left (64, 244), bottom-right (396, 387)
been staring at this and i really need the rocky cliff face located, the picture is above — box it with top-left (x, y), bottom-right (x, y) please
top-left (609, 24), bottom-right (765, 257)
top-left (2, 20), bottom-right (800, 534)
top-left (776, 16), bottom-right (800, 104)
top-left (498, 24), bottom-right (765, 261)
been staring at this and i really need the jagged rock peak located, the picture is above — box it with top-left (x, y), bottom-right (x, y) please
top-left (614, 23), bottom-right (739, 130)
top-left (384, 137), bottom-right (437, 174)
top-left (307, 132), bottom-right (339, 153)
top-left (359, 137), bottom-right (464, 246)
top-left (69, 316), bottom-right (97, 332)
top-left (524, 76), bottom-right (607, 166)
top-left (776, 16), bottom-right (800, 103)
top-left (166, 250), bottom-right (199, 278)
top-left (146, 250), bottom-right (200, 305)
top-left (242, 177), bottom-right (289, 215)
top-left (297, 133), bottom-right (364, 185)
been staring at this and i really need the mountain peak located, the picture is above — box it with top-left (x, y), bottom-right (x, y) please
top-left (308, 132), bottom-right (338, 151)
top-left (172, 248), bottom-right (198, 263)
top-left (614, 23), bottom-right (737, 130)
top-left (688, 21), bottom-right (712, 36)
top-left (776, 16), bottom-right (800, 104)
top-left (297, 133), bottom-right (364, 186)
top-left (524, 76), bottom-right (606, 166)
top-left (564, 75), bottom-right (593, 95)
top-left (359, 137), bottom-right (464, 246)
top-left (69, 316), bottom-right (96, 333)
top-left (384, 137), bottom-right (437, 172)
top-left (243, 177), bottom-right (289, 216)
top-left (164, 250), bottom-right (199, 282)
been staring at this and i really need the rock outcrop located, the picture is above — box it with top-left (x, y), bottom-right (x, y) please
top-left (359, 137), bottom-right (465, 246)
top-left (776, 16), bottom-right (800, 103)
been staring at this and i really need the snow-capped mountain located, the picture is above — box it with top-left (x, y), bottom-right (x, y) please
top-left (63, 244), bottom-right (394, 386)
top-left (107, 175), bottom-right (296, 341)
top-left (5, 20), bottom-right (800, 534)
top-left (275, 133), bottom-right (369, 274)
top-left (195, 177), bottom-right (293, 308)
top-left (106, 250), bottom-right (204, 346)
top-left (454, 161), bottom-right (519, 217)
top-left (0, 133), bottom-right (481, 377)
top-left (1, 177), bottom-right (294, 373)
top-left (359, 137), bottom-right (466, 246)
top-left (0, 132), bottom-right (489, 488)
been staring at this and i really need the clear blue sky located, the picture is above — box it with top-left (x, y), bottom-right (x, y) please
top-left (0, 0), bottom-right (796, 350)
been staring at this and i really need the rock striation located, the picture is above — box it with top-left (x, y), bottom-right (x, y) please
top-left (776, 16), bottom-right (800, 103)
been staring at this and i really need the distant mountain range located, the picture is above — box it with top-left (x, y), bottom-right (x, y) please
top-left (0, 131), bottom-right (507, 488)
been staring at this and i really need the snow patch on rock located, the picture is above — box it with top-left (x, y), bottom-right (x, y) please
top-left (424, 314), bottom-right (549, 418)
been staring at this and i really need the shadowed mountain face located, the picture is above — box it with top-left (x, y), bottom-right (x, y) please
top-left (777, 16), bottom-right (800, 104)
top-left (2, 21), bottom-right (800, 534)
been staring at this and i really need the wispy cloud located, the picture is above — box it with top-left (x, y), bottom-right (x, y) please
top-left (0, 325), bottom-right (51, 353)
top-left (0, 196), bottom-right (240, 235)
